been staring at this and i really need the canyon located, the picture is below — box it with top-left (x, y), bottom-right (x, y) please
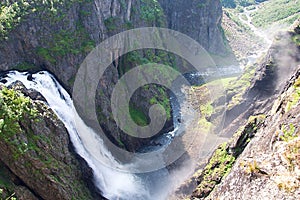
top-left (0, 0), bottom-right (299, 200)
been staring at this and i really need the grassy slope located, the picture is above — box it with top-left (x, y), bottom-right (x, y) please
top-left (251, 0), bottom-right (300, 28)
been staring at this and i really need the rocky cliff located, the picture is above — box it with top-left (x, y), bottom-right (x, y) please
top-left (0, 82), bottom-right (102, 200)
top-left (186, 19), bottom-right (300, 200)
top-left (158, 0), bottom-right (226, 54)
top-left (0, 0), bottom-right (226, 90)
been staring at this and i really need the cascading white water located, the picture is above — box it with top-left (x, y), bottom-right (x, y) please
top-left (2, 71), bottom-right (150, 200)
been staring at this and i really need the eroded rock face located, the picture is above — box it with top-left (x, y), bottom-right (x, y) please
top-left (158, 0), bottom-right (226, 55)
top-left (0, 0), bottom-right (226, 90)
top-left (0, 83), bottom-right (102, 200)
top-left (205, 68), bottom-right (300, 200)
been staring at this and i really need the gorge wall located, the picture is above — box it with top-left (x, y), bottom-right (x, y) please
top-left (0, 0), bottom-right (227, 151)
top-left (0, 0), bottom-right (226, 90)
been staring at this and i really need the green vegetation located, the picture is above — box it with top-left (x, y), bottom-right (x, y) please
top-left (284, 138), bottom-right (300, 171)
top-left (285, 77), bottom-right (300, 112)
top-left (205, 142), bottom-right (236, 176)
top-left (36, 23), bottom-right (95, 63)
top-left (0, 1), bottom-right (28, 39)
top-left (140, 0), bottom-right (165, 25)
top-left (240, 159), bottom-right (263, 175)
top-left (223, 9), bottom-right (251, 32)
top-left (221, 0), bottom-right (258, 8)
top-left (193, 114), bottom-right (265, 197)
top-left (292, 32), bottom-right (300, 46)
top-left (226, 64), bottom-right (256, 109)
top-left (0, 87), bottom-right (38, 159)
top-left (193, 142), bottom-right (235, 198)
top-left (13, 62), bottom-right (38, 71)
top-left (280, 123), bottom-right (297, 142)
top-left (0, 187), bottom-right (16, 200)
top-left (0, 87), bottom-right (93, 199)
top-left (0, 87), bottom-right (37, 141)
top-left (129, 105), bottom-right (148, 126)
top-left (129, 85), bottom-right (172, 127)
top-left (104, 17), bottom-right (119, 32)
top-left (0, 0), bottom-right (86, 40)
top-left (118, 49), bottom-right (175, 126)
top-left (221, 0), bottom-right (237, 8)
top-left (251, 0), bottom-right (300, 27)
top-left (191, 77), bottom-right (237, 131)
top-left (0, 1), bottom-right (95, 62)
top-left (230, 114), bottom-right (265, 156)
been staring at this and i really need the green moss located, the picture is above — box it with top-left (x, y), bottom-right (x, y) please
top-left (292, 34), bottom-right (300, 46)
top-left (194, 142), bottom-right (235, 198)
top-left (36, 47), bottom-right (56, 64)
top-left (200, 103), bottom-right (214, 117)
top-left (140, 0), bottom-right (165, 26)
top-left (280, 123), bottom-right (297, 142)
top-left (118, 49), bottom-right (175, 124)
top-left (36, 22), bottom-right (95, 62)
top-left (104, 17), bottom-right (119, 32)
top-left (285, 77), bottom-right (300, 112)
top-left (193, 115), bottom-right (265, 198)
top-left (224, 9), bottom-right (251, 32)
top-left (13, 62), bottom-right (38, 71)
top-left (0, 1), bottom-right (29, 40)
top-left (116, 138), bottom-right (125, 148)
top-left (129, 105), bottom-right (149, 126)
top-left (226, 64), bottom-right (256, 109)
top-left (0, 87), bottom-right (37, 139)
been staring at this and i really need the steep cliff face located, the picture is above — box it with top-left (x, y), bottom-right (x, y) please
top-left (0, 82), bottom-right (101, 200)
top-left (158, 0), bottom-right (226, 54)
top-left (0, 0), bottom-right (226, 90)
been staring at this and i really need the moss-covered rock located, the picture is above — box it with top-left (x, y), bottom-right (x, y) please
top-left (191, 114), bottom-right (265, 199)
top-left (0, 83), bottom-right (101, 200)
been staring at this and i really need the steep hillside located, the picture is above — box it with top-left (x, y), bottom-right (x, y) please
top-left (207, 68), bottom-right (300, 199)
top-left (186, 17), bottom-right (300, 200)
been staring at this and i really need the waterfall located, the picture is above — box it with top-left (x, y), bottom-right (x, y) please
top-left (2, 71), bottom-right (150, 200)
top-left (1, 68), bottom-right (238, 199)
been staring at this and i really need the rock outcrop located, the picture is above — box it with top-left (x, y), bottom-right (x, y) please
top-left (158, 0), bottom-right (226, 55)
top-left (205, 67), bottom-right (300, 200)
top-left (0, 82), bottom-right (102, 200)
